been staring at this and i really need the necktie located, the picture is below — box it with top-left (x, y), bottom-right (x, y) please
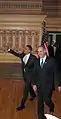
top-left (41, 59), bottom-right (43, 68)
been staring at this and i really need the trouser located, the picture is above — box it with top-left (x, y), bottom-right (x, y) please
top-left (20, 81), bottom-right (36, 106)
top-left (37, 87), bottom-right (54, 119)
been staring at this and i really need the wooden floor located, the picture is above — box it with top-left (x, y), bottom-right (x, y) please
top-left (0, 78), bottom-right (61, 119)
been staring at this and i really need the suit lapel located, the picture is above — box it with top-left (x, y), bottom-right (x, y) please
top-left (44, 56), bottom-right (49, 64)
top-left (38, 58), bottom-right (41, 68)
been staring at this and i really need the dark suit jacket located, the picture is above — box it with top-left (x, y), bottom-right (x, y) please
top-left (48, 45), bottom-right (54, 57)
top-left (8, 49), bottom-right (37, 82)
top-left (55, 47), bottom-right (61, 70)
top-left (33, 56), bottom-right (61, 93)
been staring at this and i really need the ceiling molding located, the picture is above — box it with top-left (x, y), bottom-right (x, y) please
top-left (0, 1), bottom-right (42, 14)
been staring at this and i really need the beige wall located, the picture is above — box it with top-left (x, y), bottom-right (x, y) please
top-left (46, 17), bottom-right (61, 32)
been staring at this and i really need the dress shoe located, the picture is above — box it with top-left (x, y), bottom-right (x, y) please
top-left (29, 96), bottom-right (36, 101)
top-left (44, 116), bottom-right (47, 119)
top-left (49, 106), bottom-right (54, 115)
top-left (16, 105), bottom-right (25, 111)
top-left (49, 110), bottom-right (54, 115)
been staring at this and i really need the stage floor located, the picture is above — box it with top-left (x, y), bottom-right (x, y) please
top-left (0, 78), bottom-right (61, 119)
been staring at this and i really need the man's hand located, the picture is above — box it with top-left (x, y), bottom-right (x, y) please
top-left (33, 85), bottom-right (37, 92)
top-left (8, 49), bottom-right (10, 52)
top-left (58, 86), bottom-right (61, 92)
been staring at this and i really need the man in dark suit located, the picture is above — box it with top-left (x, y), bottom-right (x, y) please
top-left (45, 41), bottom-right (54, 57)
top-left (48, 44), bottom-right (54, 57)
top-left (8, 45), bottom-right (37, 111)
top-left (32, 45), bottom-right (61, 119)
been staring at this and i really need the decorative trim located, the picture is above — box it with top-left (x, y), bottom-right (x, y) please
top-left (0, 1), bottom-right (42, 14)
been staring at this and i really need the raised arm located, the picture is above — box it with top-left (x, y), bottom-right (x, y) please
top-left (8, 49), bottom-right (25, 58)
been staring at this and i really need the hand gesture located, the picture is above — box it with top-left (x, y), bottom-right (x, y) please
top-left (58, 86), bottom-right (61, 92)
top-left (33, 85), bottom-right (37, 92)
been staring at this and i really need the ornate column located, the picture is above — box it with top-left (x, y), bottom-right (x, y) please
top-left (0, 30), bottom-right (3, 48)
top-left (25, 31), bottom-right (29, 46)
top-left (31, 31), bottom-right (35, 50)
top-left (12, 30), bottom-right (16, 49)
top-left (20, 31), bottom-right (25, 50)
top-left (18, 30), bottom-right (22, 50)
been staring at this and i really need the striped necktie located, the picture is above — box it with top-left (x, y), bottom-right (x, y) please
top-left (41, 59), bottom-right (43, 68)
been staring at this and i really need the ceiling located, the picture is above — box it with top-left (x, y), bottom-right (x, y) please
top-left (0, 0), bottom-right (60, 17)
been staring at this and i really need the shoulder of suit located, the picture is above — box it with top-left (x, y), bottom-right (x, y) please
top-left (19, 52), bottom-right (25, 57)
top-left (48, 56), bottom-right (54, 60)
top-left (31, 54), bottom-right (37, 58)
top-left (48, 56), bottom-right (56, 63)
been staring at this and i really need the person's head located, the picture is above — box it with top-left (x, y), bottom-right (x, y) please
top-left (37, 45), bottom-right (46, 58)
top-left (24, 45), bottom-right (32, 54)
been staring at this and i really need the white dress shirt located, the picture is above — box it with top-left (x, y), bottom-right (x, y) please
top-left (40, 55), bottom-right (46, 66)
top-left (53, 46), bottom-right (56, 56)
top-left (23, 53), bottom-right (30, 64)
